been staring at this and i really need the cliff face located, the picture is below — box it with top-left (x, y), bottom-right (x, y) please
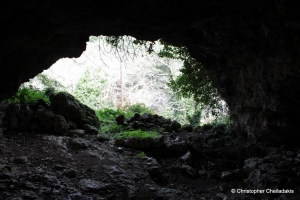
top-left (1, 0), bottom-right (300, 144)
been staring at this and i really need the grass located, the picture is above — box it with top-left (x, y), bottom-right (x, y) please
top-left (114, 129), bottom-right (159, 139)
top-left (96, 105), bottom-right (156, 137)
top-left (136, 152), bottom-right (146, 158)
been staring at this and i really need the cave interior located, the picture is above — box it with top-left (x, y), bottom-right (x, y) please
top-left (1, 0), bottom-right (300, 145)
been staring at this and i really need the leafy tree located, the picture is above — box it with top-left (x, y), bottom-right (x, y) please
top-left (73, 67), bottom-right (113, 110)
top-left (157, 40), bottom-right (223, 116)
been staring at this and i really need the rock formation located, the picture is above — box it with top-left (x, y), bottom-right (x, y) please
top-left (1, 1), bottom-right (300, 144)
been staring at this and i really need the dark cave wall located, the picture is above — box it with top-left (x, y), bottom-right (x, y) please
top-left (1, 0), bottom-right (300, 144)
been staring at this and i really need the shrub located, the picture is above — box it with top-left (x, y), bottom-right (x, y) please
top-left (123, 103), bottom-right (154, 115)
top-left (3, 85), bottom-right (50, 104)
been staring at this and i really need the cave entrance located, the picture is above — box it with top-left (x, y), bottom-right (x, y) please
top-left (10, 35), bottom-right (228, 127)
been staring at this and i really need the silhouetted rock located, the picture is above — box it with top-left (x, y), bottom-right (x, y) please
top-left (50, 92), bottom-right (100, 129)
top-left (35, 107), bottom-right (55, 122)
top-left (182, 124), bottom-right (193, 132)
top-left (96, 134), bottom-right (110, 142)
top-left (115, 114), bottom-right (125, 125)
top-left (170, 120), bottom-right (181, 132)
top-left (53, 115), bottom-right (69, 135)
top-left (6, 104), bottom-right (34, 131)
top-left (83, 124), bottom-right (98, 134)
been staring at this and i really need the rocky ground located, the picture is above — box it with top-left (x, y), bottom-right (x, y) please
top-left (1, 126), bottom-right (300, 200)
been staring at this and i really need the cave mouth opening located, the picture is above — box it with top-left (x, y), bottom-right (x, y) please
top-left (3, 35), bottom-right (228, 127)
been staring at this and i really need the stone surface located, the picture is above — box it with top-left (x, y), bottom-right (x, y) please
top-left (78, 179), bottom-right (109, 191)
top-left (6, 104), bottom-right (34, 131)
top-left (125, 137), bottom-right (153, 149)
top-left (53, 115), bottom-right (69, 135)
top-left (82, 124), bottom-right (98, 134)
top-left (170, 120), bottom-right (181, 132)
top-left (115, 114), bottom-right (125, 125)
top-left (96, 134), bottom-right (110, 142)
top-left (180, 151), bottom-right (193, 165)
top-left (68, 129), bottom-right (85, 137)
top-left (181, 164), bottom-right (198, 178)
top-left (50, 92), bottom-right (100, 129)
top-left (35, 107), bottom-right (55, 122)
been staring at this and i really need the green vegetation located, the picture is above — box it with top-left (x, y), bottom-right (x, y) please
top-left (123, 103), bottom-right (154, 115)
top-left (2, 73), bottom-right (66, 104)
top-left (3, 85), bottom-right (50, 104)
top-left (114, 129), bottom-right (159, 139)
top-left (73, 68), bottom-right (114, 110)
top-left (157, 40), bottom-right (223, 116)
top-left (136, 152), bottom-right (146, 158)
top-left (210, 114), bottom-right (231, 128)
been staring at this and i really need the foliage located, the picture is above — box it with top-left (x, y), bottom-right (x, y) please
top-left (2, 72), bottom-right (68, 104)
top-left (34, 74), bottom-right (66, 93)
top-left (114, 129), bottom-right (159, 139)
top-left (3, 85), bottom-right (50, 104)
top-left (210, 113), bottom-right (232, 128)
top-left (136, 152), bottom-right (146, 158)
top-left (161, 93), bottom-right (203, 126)
top-left (96, 108), bottom-right (135, 123)
top-left (73, 68), bottom-right (113, 110)
top-left (187, 104), bottom-right (202, 127)
top-left (123, 103), bottom-right (154, 115)
top-left (157, 40), bottom-right (224, 116)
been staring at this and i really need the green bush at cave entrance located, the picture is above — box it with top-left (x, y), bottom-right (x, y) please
top-left (123, 103), bottom-right (154, 115)
top-left (2, 85), bottom-right (51, 104)
top-left (96, 104), bottom-right (155, 136)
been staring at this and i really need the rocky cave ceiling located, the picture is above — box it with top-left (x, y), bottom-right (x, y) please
top-left (1, 0), bottom-right (300, 144)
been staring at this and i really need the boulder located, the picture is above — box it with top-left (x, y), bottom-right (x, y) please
top-left (6, 104), bottom-right (34, 131)
top-left (127, 113), bottom-right (141, 123)
top-left (141, 113), bottom-right (154, 123)
top-left (181, 164), bottom-right (198, 178)
top-left (40, 120), bottom-right (54, 131)
top-left (50, 92), bottom-right (100, 129)
top-left (170, 121), bottom-right (181, 132)
top-left (83, 124), bottom-right (98, 134)
top-left (67, 121), bottom-right (78, 130)
top-left (115, 114), bottom-right (125, 125)
top-left (165, 141), bottom-right (189, 155)
top-left (124, 137), bottom-right (153, 149)
top-left (152, 135), bottom-right (165, 148)
top-left (53, 115), bottom-right (69, 135)
top-left (162, 124), bottom-right (173, 132)
top-left (96, 134), bottom-right (110, 142)
top-left (180, 151), bottom-right (193, 165)
top-left (68, 129), bottom-right (85, 137)
top-left (69, 138), bottom-right (88, 150)
top-left (182, 124), bottom-right (193, 132)
top-left (35, 107), bottom-right (55, 122)
top-left (129, 121), bottom-right (144, 129)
